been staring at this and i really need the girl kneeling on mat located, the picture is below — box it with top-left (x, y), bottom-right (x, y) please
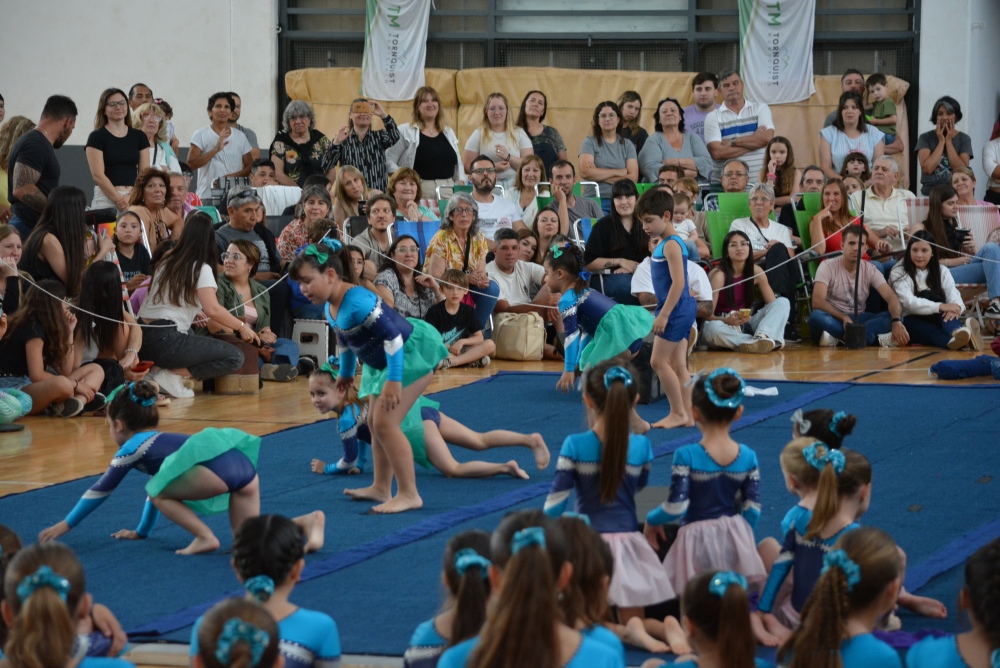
top-left (308, 362), bottom-right (549, 480)
top-left (544, 243), bottom-right (654, 433)
top-left (38, 380), bottom-right (262, 555)
top-left (291, 236), bottom-right (448, 514)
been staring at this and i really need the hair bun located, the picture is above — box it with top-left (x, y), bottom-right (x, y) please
top-left (132, 380), bottom-right (158, 401)
top-left (714, 374), bottom-right (743, 398)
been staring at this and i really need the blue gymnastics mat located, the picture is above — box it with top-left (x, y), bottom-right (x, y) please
top-left (2, 372), bottom-right (998, 660)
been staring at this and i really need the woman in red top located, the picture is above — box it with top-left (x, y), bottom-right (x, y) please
top-left (809, 179), bottom-right (891, 260)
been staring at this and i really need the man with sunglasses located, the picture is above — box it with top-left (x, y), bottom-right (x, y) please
top-left (468, 154), bottom-right (523, 247)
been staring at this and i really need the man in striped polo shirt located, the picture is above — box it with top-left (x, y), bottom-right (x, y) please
top-left (704, 69), bottom-right (775, 192)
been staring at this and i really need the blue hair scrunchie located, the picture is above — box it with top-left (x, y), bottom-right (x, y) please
top-left (578, 269), bottom-right (592, 282)
top-left (991, 648), bottom-right (1000, 668)
top-left (454, 548), bottom-right (491, 578)
top-left (16, 565), bottom-right (71, 603)
top-left (603, 366), bottom-right (634, 390)
top-left (215, 618), bottom-right (270, 668)
top-left (319, 237), bottom-right (343, 253)
top-left (244, 575), bottom-right (275, 602)
top-left (803, 442), bottom-right (846, 474)
top-left (828, 411), bottom-right (847, 437)
top-left (128, 382), bottom-right (155, 408)
top-left (562, 512), bottom-right (591, 526)
top-left (822, 549), bottom-right (862, 592)
top-left (704, 367), bottom-right (745, 409)
top-left (707, 571), bottom-right (748, 598)
top-left (511, 527), bottom-right (546, 554)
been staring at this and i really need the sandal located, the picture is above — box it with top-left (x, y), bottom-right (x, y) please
top-left (436, 358), bottom-right (452, 371)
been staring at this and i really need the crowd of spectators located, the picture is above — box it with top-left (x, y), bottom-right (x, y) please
top-left (1, 65), bottom-right (998, 414)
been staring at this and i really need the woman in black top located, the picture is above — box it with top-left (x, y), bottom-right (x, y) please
top-left (19, 186), bottom-right (114, 298)
top-left (583, 178), bottom-right (649, 306)
top-left (270, 100), bottom-right (334, 187)
top-left (85, 88), bottom-right (150, 211)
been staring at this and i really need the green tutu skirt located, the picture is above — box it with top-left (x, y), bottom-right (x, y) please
top-left (401, 396), bottom-right (440, 469)
top-left (146, 428), bottom-right (261, 515)
top-left (579, 304), bottom-right (654, 369)
top-left (358, 318), bottom-right (449, 399)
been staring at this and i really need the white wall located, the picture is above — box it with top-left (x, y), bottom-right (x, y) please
top-left (919, 0), bottom-right (1000, 195)
top-left (0, 0), bottom-right (279, 149)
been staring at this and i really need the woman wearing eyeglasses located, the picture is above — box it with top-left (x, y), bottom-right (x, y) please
top-left (638, 98), bottom-right (712, 184)
top-left (201, 239), bottom-right (300, 382)
top-left (702, 229), bottom-right (789, 353)
top-left (86, 88), bottom-right (150, 211)
top-left (373, 234), bottom-right (443, 319)
top-left (130, 101), bottom-right (181, 173)
top-left (424, 192), bottom-right (500, 329)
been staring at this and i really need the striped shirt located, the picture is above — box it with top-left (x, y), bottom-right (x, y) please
top-left (703, 100), bottom-right (774, 184)
top-left (323, 115), bottom-right (400, 193)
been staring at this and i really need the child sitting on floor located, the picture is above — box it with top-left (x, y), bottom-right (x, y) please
top-left (425, 269), bottom-right (496, 369)
top-left (403, 530), bottom-right (494, 668)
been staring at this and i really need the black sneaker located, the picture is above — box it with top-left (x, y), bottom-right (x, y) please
top-left (297, 357), bottom-right (317, 376)
top-left (83, 393), bottom-right (106, 413)
top-left (784, 324), bottom-right (803, 343)
top-left (984, 302), bottom-right (1000, 320)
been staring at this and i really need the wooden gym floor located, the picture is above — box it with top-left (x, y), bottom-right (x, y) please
top-left (0, 343), bottom-right (991, 500)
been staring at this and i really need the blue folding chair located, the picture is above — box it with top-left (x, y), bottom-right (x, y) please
top-left (393, 219), bottom-right (442, 258)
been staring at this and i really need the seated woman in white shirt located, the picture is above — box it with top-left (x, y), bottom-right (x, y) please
top-left (137, 211), bottom-right (260, 397)
top-left (889, 229), bottom-right (981, 350)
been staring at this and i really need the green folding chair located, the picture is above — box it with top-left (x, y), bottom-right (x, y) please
top-left (801, 192), bottom-right (823, 218)
top-left (707, 211), bottom-right (730, 259)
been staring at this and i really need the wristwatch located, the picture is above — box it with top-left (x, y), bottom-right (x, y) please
top-left (730, 137), bottom-right (737, 147)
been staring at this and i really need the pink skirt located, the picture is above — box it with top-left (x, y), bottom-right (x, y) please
top-left (662, 515), bottom-right (767, 594)
top-left (602, 531), bottom-right (676, 607)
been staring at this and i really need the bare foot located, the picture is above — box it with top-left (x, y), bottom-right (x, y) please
top-left (506, 460), bottom-right (530, 480)
top-left (652, 414), bottom-right (692, 429)
top-left (663, 615), bottom-right (691, 655)
top-left (751, 612), bottom-right (781, 647)
top-left (175, 534), bottom-right (220, 555)
top-left (623, 617), bottom-right (669, 653)
top-left (898, 592), bottom-right (947, 618)
top-left (344, 485), bottom-right (391, 502)
top-left (294, 510), bottom-right (326, 553)
top-left (882, 612), bottom-right (902, 631)
top-left (762, 613), bottom-right (792, 642)
top-left (529, 433), bottom-right (550, 469)
top-left (372, 493), bottom-right (423, 514)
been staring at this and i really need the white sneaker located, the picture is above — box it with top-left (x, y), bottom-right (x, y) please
top-left (818, 331), bottom-right (840, 347)
top-left (967, 317), bottom-right (984, 351)
top-left (738, 337), bottom-right (775, 354)
top-left (878, 332), bottom-right (900, 348)
top-left (947, 326), bottom-right (972, 350)
top-left (150, 368), bottom-right (194, 398)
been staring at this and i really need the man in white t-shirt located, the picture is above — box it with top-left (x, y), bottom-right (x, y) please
top-left (704, 69), bottom-right (774, 188)
top-left (487, 228), bottom-right (558, 314)
top-left (469, 155), bottom-right (523, 247)
top-left (848, 156), bottom-right (914, 251)
top-left (250, 158), bottom-right (301, 215)
top-left (188, 92), bottom-right (253, 200)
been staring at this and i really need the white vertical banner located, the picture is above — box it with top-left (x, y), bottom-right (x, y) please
top-left (739, 0), bottom-right (816, 104)
top-left (361, 0), bottom-right (432, 101)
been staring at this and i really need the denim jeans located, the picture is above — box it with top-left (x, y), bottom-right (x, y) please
top-left (702, 298), bottom-right (790, 349)
top-left (808, 310), bottom-right (891, 346)
top-left (903, 314), bottom-right (961, 349)
top-left (259, 337), bottom-right (299, 369)
top-left (139, 320), bottom-right (244, 380)
top-left (592, 272), bottom-right (640, 306)
top-left (472, 279), bottom-right (501, 331)
top-left (9, 213), bottom-right (31, 239)
top-left (948, 242), bottom-right (1000, 299)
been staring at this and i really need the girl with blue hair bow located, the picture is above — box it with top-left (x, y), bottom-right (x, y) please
top-left (778, 527), bottom-right (903, 668)
top-left (644, 368), bottom-right (771, 642)
top-left (1, 541), bottom-right (134, 668)
top-left (543, 360), bottom-right (680, 651)
top-left (289, 236), bottom-right (449, 514)
top-left (403, 530), bottom-right (493, 668)
top-left (437, 509), bottom-right (623, 668)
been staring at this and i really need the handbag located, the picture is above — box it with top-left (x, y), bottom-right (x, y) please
top-left (492, 312), bottom-right (545, 361)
